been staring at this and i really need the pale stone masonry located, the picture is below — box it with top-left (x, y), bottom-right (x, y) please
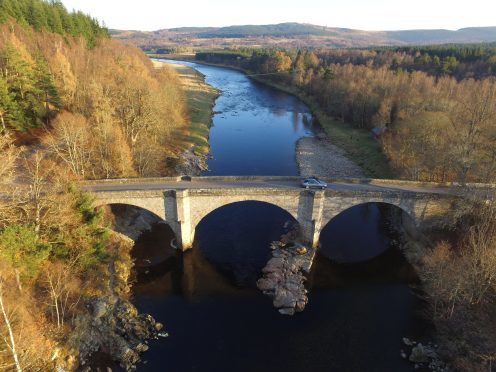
top-left (90, 177), bottom-right (466, 250)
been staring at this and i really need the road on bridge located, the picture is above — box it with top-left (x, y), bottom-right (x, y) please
top-left (80, 177), bottom-right (467, 196)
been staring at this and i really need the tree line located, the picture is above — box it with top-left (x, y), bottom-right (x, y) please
top-left (0, 0), bottom-right (108, 47)
top-left (197, 48), bottom-right (496, 183)
top-left (0, 19), bottom-right (187, 178)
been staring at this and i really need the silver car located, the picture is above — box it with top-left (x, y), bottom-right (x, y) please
top-left (301, 177), bottom-right (327, 189)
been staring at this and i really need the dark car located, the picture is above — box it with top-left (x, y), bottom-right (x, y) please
top-left (301, 177), bottom-right (327, 189)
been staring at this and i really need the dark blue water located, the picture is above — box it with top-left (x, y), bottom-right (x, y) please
top-left (128, 202), bottom-right (429, 372)
top-left (163, 60), bottom-right (314, 175)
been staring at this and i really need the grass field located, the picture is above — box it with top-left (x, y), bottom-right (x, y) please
top-left (154, 60), bottom-right (219, 155)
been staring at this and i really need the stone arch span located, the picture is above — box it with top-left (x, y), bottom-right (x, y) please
top-left (93, 197), bottom-right (166, 222)
top-left (186, 194), bottom-right (302, 247)
top-left (318, 201), bottom-right (414, 263)
top-left (319, 197), bottom-right (416, 236)
top-left (93, 198), bottom-right (178, 243)
top-left (193, 200), bottom-right (299, 286)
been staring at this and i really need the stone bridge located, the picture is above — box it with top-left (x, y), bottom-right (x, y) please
top-left (80, 176), bottom-right (482, 250)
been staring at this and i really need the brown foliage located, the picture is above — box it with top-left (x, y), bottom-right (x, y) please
top-left (1, 22), bottom-right (187, 179)
top-left (420, 200), bottom-right (496, 369)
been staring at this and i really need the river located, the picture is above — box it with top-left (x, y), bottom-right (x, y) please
top-left (165, 60), bottom-right (315, 175)
top-left (107, 61), bottom-right (431, 371)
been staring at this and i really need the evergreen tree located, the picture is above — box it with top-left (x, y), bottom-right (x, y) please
top-left (0, 75), bottom-right (23, 131)
top-left (46, 4), bottom-right (63, 34)
top-left (27, 0), bottom-right (48, 31)
top-left (34, 57), bottom-right (60, 124)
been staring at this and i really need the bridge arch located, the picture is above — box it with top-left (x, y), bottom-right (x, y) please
top-left (188, 197), bottom-right (300, 246)
top-left (317, 201), bottom-right (414, 263)
top-left (93, 198), bottom-right (166, 222)
top-left (318, 196), bottom-right (417, 240)
top-left (94, 200), bottom-right (177, 243)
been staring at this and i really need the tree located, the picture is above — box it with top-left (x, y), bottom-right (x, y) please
top-left (448, 78), bottom-right (496, 183)
top-left (0, 133), bottom-right (19, 183)
top-left (0, 225), bottom-right (51, 289)
top-left (0, 76), bottom-right (21, 131)
top-left (42, 262), bottom-right (80, 329)
top-left (34, 56), bottom-right (60, 124)
top-left (46, 4), bottom-right (63, 34)
top-left (16, 152), bottom-right (74, 237)
top-left (43, 112), bottom-right (91, 178)
top-left (0, 282), bottom-right (22, 372)
top-left (26, 0), bottom-right (48, 31)
top-left (114, 82), bottom-right (154, 152)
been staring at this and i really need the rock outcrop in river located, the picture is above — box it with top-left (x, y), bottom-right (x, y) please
top-left (257, 223), bottom-right (316, 315)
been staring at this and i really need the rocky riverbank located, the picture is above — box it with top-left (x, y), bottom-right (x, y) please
top-left (67, 233), bottom-right (165, 371)
top-left (257, 223), bottom-right (316, 315)
top-left (296, 136), bottom-right (365, 178)
top-left (175, 145), bottom-right (209, 176)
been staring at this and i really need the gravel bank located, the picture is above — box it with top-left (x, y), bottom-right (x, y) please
top-left (296, 136), bottom-right (365, 178)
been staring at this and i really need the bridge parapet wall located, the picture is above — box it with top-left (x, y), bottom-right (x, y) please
top-left (80, 175), bottom-right (495, 189)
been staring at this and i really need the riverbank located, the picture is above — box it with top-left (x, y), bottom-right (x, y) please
top-left (296, 136), bottom-right (365, 178)
top-left (161, 57), bottom-right (391, 178)
top-left (153, 60), bottom-right (219, 175)
top-left (247, 75), bottom-right (392, 178)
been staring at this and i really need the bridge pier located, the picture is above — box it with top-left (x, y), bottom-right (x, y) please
top-left (297, 190), bottom-right (325, 248)
top-left (165, 190), bottom-right (194, 251)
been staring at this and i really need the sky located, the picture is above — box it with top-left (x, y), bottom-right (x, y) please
top-left (61, 0), bottom-right (496, 31)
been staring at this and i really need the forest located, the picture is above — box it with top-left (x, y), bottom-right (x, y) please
top-left (0, 1), bottom-right (188, 370)
top-left (0, 0), bottom-right (108, 47)
top-left (197, 47), bottom-right (496, 183)
top-left (0, 8), bottom-right (187, 178)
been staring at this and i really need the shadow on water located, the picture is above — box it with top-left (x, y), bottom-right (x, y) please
top-left (117, 202), bottom-right (433, 372)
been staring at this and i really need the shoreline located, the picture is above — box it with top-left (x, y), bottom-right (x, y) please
top-left (153, 60), bottom-right (219, 175)
top-left (296, 136), bottom-right (365, 178)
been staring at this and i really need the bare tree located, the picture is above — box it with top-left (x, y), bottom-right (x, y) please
top-left (0, 134), bottom-right (20, 183)
top-left (43, 263), bottom-right (80, 329)
top-left (43, 112), bottom-right (92, 178)
top-left (15, 152), bottom-right (74, 239)
top-left (0, 282), bottom-right (22, 372)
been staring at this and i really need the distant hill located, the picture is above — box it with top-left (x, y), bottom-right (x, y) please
top-left (384, 27), bottom-right (496, 44)
top-left (111, 22), bottom-right (496, 50)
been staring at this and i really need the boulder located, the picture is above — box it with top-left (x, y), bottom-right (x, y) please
top-left (278, 308), bottom-right (295, 316)
top-left (409, 343), bottom-right (429, 363)
top-left (92, 300), bottom-right (108, 319)
top-left (273, 289), bottom-right (297, 308)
